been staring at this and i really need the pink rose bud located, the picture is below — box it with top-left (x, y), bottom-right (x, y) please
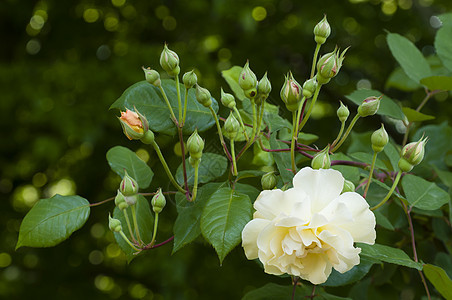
top-left (280, 71), bottom-right (302, 112)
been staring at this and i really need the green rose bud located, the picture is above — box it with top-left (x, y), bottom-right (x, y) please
top-left (187, 129), bottom-right (204, 160)
top-left (142, 67), bottom-right (161, 87)
top-left (140, 130), bottom-right (155, 145)
top-left (151, 188), bottom-right (166, 214)
top-left (118, 108), bottom-right (149, 140)
top-left (261, 172), bottom-right (277, 190)
top-left (302, 77), bottom-right (318, 99)
top-left (120, 170), bottom-right (139, 196)
top-left (238, 60), bottom-right (258, 97)
top-left (195, 84), bottom-right (212, 107)
top-left (182, 70), bottom-right (197, 89)
top-left (316, 47), bottom-right (348, 84)
top-left (223, 111), bottom-right (240, 140)
top-left (398, 136), bottom-right (428, 172)
top-left (311, 146), bottom-right (331, 170)
top-left (357, 96), bottom-right (381, 117)
top-left (342, 179), bottom-right (355, 193)
top-left (256, 72), bottom-right (272, 104)
top-left (220, 88), bottom-right (236, 109)
top-left (313, 15), bottom-right (331, 45)
top-left (280, 71), bottom-right (302, 112)
top-left (371, 124), bottom-right (389, 153)
top-left (159, 44), bottom-right (180, 76)
top-left (108, 214), bottom-right (122, 233)
top-left (114, 190), bottom-right (128, 210)
top-left (337, 101), bottom-right (349, 123)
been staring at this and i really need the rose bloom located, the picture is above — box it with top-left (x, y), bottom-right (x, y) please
top-left (242, 167), bottom-right (376, 284)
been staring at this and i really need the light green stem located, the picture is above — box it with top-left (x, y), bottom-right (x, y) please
top-left (371, 171), bottom-right (402, 211)
top-left (331, 121), bottom-right (346, 149)
top-left (175, 76), bottom-right (182, 123)
top-left (122, 209), bottom-right (136, 243)
top-left (233, 106), bottom-right (249, 142)
top-left (256, 101), bottom-right (265, 139)
top-left (150, 212), bottom-right (159, 246)
top-left (192, 160), bottom-right (200, 201)
top-left (298, 85), bottom-right (321, 133)
top-left (332, 114), bottom-right (360, 152)
top-left (208, 105), bottom-right (228, 156)
top-left (310, 43), bottom-right (321, 79)
top-left (364, 151), bottom-right (378, 197)
top-left (251, 100), bottom-right (258, 140)
top-left (158, 85), bottom-right (177, 123)
top-left (182, 88), bottom-right (189, 126)
top-left (119, 230), bottom-right (140, 251)
top-left (131, 204), bottom-right (142, 245)
top-left (231, 139), bottom-right (238, 176)
top-left (291, 111), bottom-right (298, 174)
top-left (151, 140), bottom-right (186, 193)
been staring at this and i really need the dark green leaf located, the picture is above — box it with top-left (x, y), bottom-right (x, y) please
top-left (385, 67), bottom-right (422, 91)
top-left (383, 142), bottom-right (400, 171)
top-left (374, 211), bottom-right (395, 231)
top-left (331, 153), bottom-right (360, 183)
top-left (110, 80), bottom-right (218, 135)
top-left (387, 32), bottom-right (432, 83)
top-left (221, 66), bottom-right (246, 101)
top-left (423, 264), bottom-right (452, 300)
top-left (17, 195), bottom-right (90, 249)
top-left (345, 89), bottom-right (404, 120)
top-left (264, 113), bottom-right (292, 132)
top-left (435, 18), bottom-right (452, 73)
top-left (201, 187), bottom-right (252, 263)
top-left (113, 195), bottom-right (153, 262)
top-left (298, 132), bottom-right (319, 145)
top-left (173, 182), bottom-right (225, 253)
top-left (402, 107), bottom-right (435, 122)
top-left (235, 170), bottom-right (266, 182)
top-left (106, 146), bottom-right (154, 189)
top-left (413, 122), bottom-right (452, 164)
top-left (175, 152), bottom-right (228, 186)
top-left (358, 243), bottom-right (423, 270)
top-left (322, 257), bottom-right (375, 287)
top-left (269, 132), bottom-right (293, 184)
top-left (235, 182), bottom-right (260, 203)
top-left (401, 174), bottom-right (449, 210)
top-left (420, 75), bottom-right (452, 91)
top-left (242, 283), bottom-right (309, 300)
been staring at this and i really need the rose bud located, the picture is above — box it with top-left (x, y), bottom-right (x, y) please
top-left (261, 172), bottom-right (277, 190)
top-left (280, 71), bottom-right (302, 112)
top-left (108, 214), bottom-right (122, 233)
top-left (371, 124), bottom-right (389, 153)
top-left (337, 101), bottom-right (350, 123)
top-left (151, 188), bottom-right (166, 214)
top-left (311, 146), bottom-right (331, 170)
top-left (142, 67), bottom-right (161, 87)
top-left (159, 44), bottom-right (180, 77)
top-left (195, 84), bottom-right (212, 107)
top-left (118, 108), bottom-right (149, 140)
top-left (183, 70), bottom-right (197, 89)
top-left (357, 96), bottom-right (381, 117)
top-left (398, 136), bottom-right (428, 172)
top-left (187, 129), bottom-right (204, 160)
top-left (302, 77), bottom-right (318, 99)
top-left (223, 111), bottom-right (240, 140)
top-left (220, 88), bottom-right (236, 109)
top-left (313, 15), bottom-right (331, 45)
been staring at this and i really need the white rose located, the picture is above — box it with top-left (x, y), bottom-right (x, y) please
top-left (241, 167), bottom-right (376, 284)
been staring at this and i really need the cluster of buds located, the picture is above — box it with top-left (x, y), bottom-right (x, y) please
top-left (223, 112), bottom-right (240, 140)
top-left (371, 124), bottom-right (389, 153)
top-left (160, 44), bottom-right (180, 77)
top-left (151, 188), bottom-right (166, 214)
top-left (311, 146), bottom-right (331, 169)
top-left (187, 129), bottom-right (205, 166)
top-left (238, 61), bottom-right (258, 99)
top-left (398, 136), bottom-right (428, 172)
top-left (280, 72), bottom-right (302, 112)
top-left (118, 108), bottom-right (155, 144)
top-left (316, 47), bottom-right (348, 85)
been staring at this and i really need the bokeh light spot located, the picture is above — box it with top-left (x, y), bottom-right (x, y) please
top-left (429, 16), bottom-right (442, 28)
top-left (252, 6), bottom-right (267, 22)
top-left (30, 15), bottom-right (45, 30)
top-left (203, 35), bottom-right (221, 52)
top-left (155, 5), bottom-right (169, 20)
top-left (0, 253), bottom-right (12, 268)
top-left (23, 254), bottom-right (39, 268)
top-left (136, 148), bottom-right (150, 163)
top-left (283, 14), bottom-right (299, 29)
top-left (357, 79), bottom-right (372, 90)
top-left (97, 45), bottom-right (111, 60)
top-left (382, 1), bottom-right (397, 15)
top-left (218, 48), bottom-right (232, 61)
top-left (26, 39), bottom-right (41, 55)
top-left (95, 275), bottom-right (115, 292)
top-left (32, 172), bottom-right (47, 188)
top-left (89, 250), bottom-right (104, 265)
top-left (343, 17), bottom-right (360, 35)
top-left (129, 283), bottom-right (148, 299)
top-left (419, 0), bottom-right (434, 6)
top-left (162, 16), bottom-right (177, 31)
top-left (104, 16), bottom-right (119, 31)
top-left (106, 243), bottom-right (122, 258)
top-left (90, 223), bottom-right (105, 239)
top-left (46, 178), bottom-right (76, 197)
top-left (112, 0), bottom-right (126, 7)
top-left (114, 41), bottom-right (128, 56)
top-left (83, 8), bottom-right (100, 23)
top-left (398, 0), bottom-right (412, 9)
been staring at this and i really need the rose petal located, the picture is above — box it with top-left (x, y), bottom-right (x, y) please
top-left (253, 189), bottom-right (293, 220)
top-left (242, 219), bottom-right (270, 259)
top-left (299, 252), bottom-right (332, 284)
top-left (292, 167), bottom-right (344, 212)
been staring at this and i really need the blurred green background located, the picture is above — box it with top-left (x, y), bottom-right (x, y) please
top-left (1, 0), bottom-right (451, 299)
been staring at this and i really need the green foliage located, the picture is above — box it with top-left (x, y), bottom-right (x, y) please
top-left (106, 145), bottom-right (154, 189)
top-left (221, 66), bottom-right (246, 101)
top-left (16, 195), bottom-right (90, 249)
top-left (401, 174), bottom-right (450, 210)
top-left (435, 14), bottom-right (452, 73)
top-left (175, 152), bottom-right (228, 186)
top-left (420, 75), bottom-right (452, 91)
top-left (345, 89), bottom-right (404, 120)
top-left (423, 264), bottom-right (452, 299)
top-left (358, 243), bottom-right (423, 270)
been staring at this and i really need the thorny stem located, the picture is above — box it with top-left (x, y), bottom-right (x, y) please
top-left (209, 105), bottom-right (232, 161)
top-left (371, 171), bottom-right (402, 211)
top-left (158, 85), bottom-right (177, 123)
top-left (131, 205), bottom-right (142, 245)
top-left (332, 114), bottom-right (360, 152)
top-left (363, 151), bottom-right (378, 198)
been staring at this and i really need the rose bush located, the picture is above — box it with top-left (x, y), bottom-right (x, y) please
top-left (242, 167), bottom-right (376, 284)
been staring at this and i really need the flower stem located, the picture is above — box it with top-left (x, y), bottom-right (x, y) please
top-left (119, 230), bottom-right (140, 251)
top-left (150, 212), bottom-right (159, 247)
top-left (123, 208), bottom-right (136, 243)
top-left (310, 43), bottom-right (321, 79)
top-left (298, 85), bottom-right (321, 133)
top-left (291, 111), bottom-right (298, 174)
top-left (131, 204), bottom-right (142, 245)
top-left (158, 85), bottom-right (177, 123)
top-left (230, 138), bottom-right (238, 176)
top-left (178, 126), bottom-right (190, 199)
top-left (332, 114), bottom-right (360, 152)
top-left (175, 75), bottom-right (183, 123)
top-left (331, 120), bottom-right (345, 149)
top-left (151, 140), bottom-right (186, 194)
top-left (192, 159), bottom-right (200, 201)
top-left (363, 151), bottom-right (378, 198)
top-left (233, 106), bottom-right (249, 142)
top-left (371, 171), bottom-right (402, 210)
top-left (208, 105), bottom-right (232, 161)
top-left (182, 88), bottom-right (189, 126)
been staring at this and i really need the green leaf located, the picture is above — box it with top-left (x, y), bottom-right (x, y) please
top-left (358, 243), bottom-right (423, 270)
top-left (349, 152), bottom-right (387, 170)
top-left (173, 182), bottom-right (224, 253)
top-left (235, 170), bottom-right (266, 182)
top-left (242, 283), bottom-right (309, 300)
top-left (269, 132), bottom-right (293, 184)
top-left (221, 66), bottom-right (246, 101)
top-left (413, 122), bottom-right (452, 164)
top-left (402, 107), bottom-right (435, 122)
top-left (113, 195), bottom-right (153, 262)
top-left (374, 211), bottom-right (395, 231)
top-left (423, 264), bottom-right (452, 300)
top-left (382, 142), bottom-right (400, 171)
top-left (331, 153), bottom-right (360, 183)
top-left (386, 32), bottom-right (432, 83)
top-left (435, 18), bottom-right (452, 73)
top-left (110, 80), bottom-right (218, 135)
top-left (322, 257), bottom-right (375, 287)
top-left (16, 195), bottom-right (90, 249)
top-left (175, 152), bottom-right (228, 186)
top-left (264, 112), bottom-right (292, 132)
top-left (385, 67), bottom-right (422, 91)
top-left (106, 146), bottom-right (154, 189)
top-left (201, 187), bottom-right (252, 263)
top-left (345, 89), bottom-right (404, 120)
top-left (298, 132), bottom-right (319, 145)
top-left (235, 182), bottom-right (260, 203)
top-left (401, 174), bottom-right (450, 210)
top-left (420, 76), bottom-right (452, 91)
